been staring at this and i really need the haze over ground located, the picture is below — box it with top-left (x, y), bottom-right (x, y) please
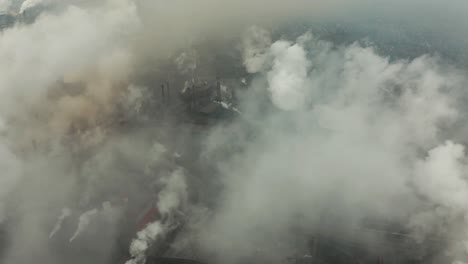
top-left (1, 0), bottom-right (468, 263)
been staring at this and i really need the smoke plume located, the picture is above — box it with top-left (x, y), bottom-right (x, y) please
top-left (49, 207), bottom-right (72, 239)
top-left (69, 208), bottom-right (98, 242)
top-left (19, 0), bottom-right (51, 13)
top-left (126, 169), bottom-right (188, 264)
top-left (195, 29), bottom-right (468, 263)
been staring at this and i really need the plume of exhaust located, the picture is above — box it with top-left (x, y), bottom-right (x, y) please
top-left (157, 168), bottom-right (188, 215)
top-left (127, 221), bottom-right (165, 264)
top-left (410, 141), bottom-right (468, 261)
top-left (242, 28), bottom-right (313, 111)
top-left (198, 28), bottom-right (468, 262)
top-left (69, 208), bottom-right (98, 242)
top-left (242, 26), bottom-right (271, 74)
top-left (266, 38), bottom-right (310, 111)
top-left (126, 169), bottom-right (188, 264)
top-left (49, 207), bottom-right (72, 239)
top-left (19, 0), bottom-right (52, 14)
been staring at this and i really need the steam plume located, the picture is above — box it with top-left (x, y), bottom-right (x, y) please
top-left (195, 28), bottom-right (468, 262)
top-left (49, 207), bottom-right (72, 239)
top-left (69, 208), bottom-right (98, 242)
top-left (267, 38), bottom-right (310, 111)
top-left (20, 0), bottom-right (52, 14)
top-left (126, 169), bottom-right (188, 263)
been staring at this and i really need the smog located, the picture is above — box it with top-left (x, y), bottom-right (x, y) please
top-left (1, 0), bottom-right (468, 263)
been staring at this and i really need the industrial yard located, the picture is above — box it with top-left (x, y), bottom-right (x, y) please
top-left (1, 1), bottom-right (468, 264)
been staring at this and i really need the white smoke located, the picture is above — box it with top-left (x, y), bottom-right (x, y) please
top-left (0, 0), bottom-right (139, 120)
top-left (242, 29), bottom-right (313, 110)
top-left (266, 38), bottom-right (311, 111)
top-left (197, 29), bottom-right (468, 262)
top-left (0, 117), bottom-right (21, 224)
top-left (157, 168), bottom-right (188, 215)
top-left (409, 141), bottom-right (468, 260)
top-left (242, 26), bottom-right (271, 74)
top-left (148, 142), bottom-right (168, 165)
top-left (126, 169), bottom-right (188, 263)
top-left (0, 2), bottom-right (142, 261)
top-left (175, 49), bottom-right (198, 75)
top-left (124, 84), bottom-right (146, 116)
top-left (69, 208), bottom-right (98, 242)
top-left (49, 207), bottom-right (72, 239)
top-left (19, 0), bottom-right (52, 14)
top-left (127, 221), bottom-right (165, 264)
top-left (0, 142), bottom-right (22, 223)
top-left (414, 141), bottom-right (468, 211)
top-left (0, 0), bottom-right (11, 13)
top-left (1, 0), bottom-right (468, 263)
